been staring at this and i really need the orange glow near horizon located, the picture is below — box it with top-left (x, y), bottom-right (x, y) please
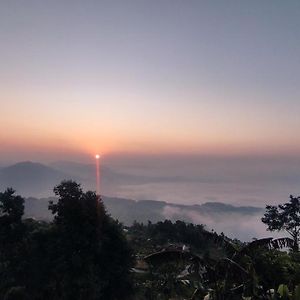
top-left (2, 128), bottom-right (300, 162)
top-left (1, 80), bottom-right (300, 161)
top-left (2, 86), bottom-right (300, 160)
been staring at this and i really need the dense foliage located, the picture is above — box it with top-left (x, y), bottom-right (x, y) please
top-left (0, 181), bottom-right (134, 300)
top-left (262, 195), bottom-right (300, 251)
top-left (127, 220), bottom-right (228, 257)
top-left (1, 182), bottom-right (300, 299)
top-left (129, 222), bottom-right (300, 299)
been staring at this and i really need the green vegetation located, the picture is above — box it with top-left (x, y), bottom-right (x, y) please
top-left (1, 181), bottom-right (300, 299)
top-left (129, 222), bottom-right (298, 299)
top-left (262, 195), bottom-right (300, 252)
top-left (0, 181), bottom-right (133, 300)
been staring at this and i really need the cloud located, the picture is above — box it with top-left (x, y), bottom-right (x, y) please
top-left (162, 205), bottom-right (285, 241)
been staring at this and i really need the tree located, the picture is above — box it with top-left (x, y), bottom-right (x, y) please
top-left (0, 182), bottom-right (134, 299)
top-left (0, 188), bottom-right (24, 224)
top-left (262, 195), bottom-right (300, 252)
top-left (0, 189), bottom-right (26, 298)
top-left (47, 180), bottom-right (134, 300)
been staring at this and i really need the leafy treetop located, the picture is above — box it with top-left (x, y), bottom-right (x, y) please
top-left (262, 195), bottom-right (300, 251)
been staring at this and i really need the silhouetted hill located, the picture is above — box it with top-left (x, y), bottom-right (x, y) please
top-left (0, 160), bottom-right (186, 198)
top-left (50, 160), bottom-right (189, 185)
top-left (1, 161), bottom-right (267, 240)
top-left (192, 202), bottom-right (261, 214)
top-left (0, 162), bottom-right (75, 197)
top-left (49, 160), bottom-right (129, 189)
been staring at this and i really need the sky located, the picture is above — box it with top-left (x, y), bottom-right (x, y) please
top-left (1, 0), bottom-right (300, 163)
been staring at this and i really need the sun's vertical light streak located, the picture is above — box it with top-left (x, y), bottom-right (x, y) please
top-left (95, 154), bottom-right (100, 195)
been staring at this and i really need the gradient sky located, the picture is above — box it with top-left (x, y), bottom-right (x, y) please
top-left (1, 0), bottom-right (300, 162)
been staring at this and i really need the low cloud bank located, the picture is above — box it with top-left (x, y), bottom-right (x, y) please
top-left (162, 205), bottom-right (285, 241)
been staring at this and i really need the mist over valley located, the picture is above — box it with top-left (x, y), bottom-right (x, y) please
top-left (1, 156), bottom-right (298, 241)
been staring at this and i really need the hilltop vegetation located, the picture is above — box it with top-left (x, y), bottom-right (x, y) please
top-left (1, 181), bottom-right (300, 299)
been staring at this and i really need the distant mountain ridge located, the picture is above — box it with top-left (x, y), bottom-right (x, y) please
top-left (192, 202), bottom-right (261, 214)
top-left (0, 161), bottom-right (265, 240)
top-left (1, 161), bottom-right (264, 224)
top-left (0, 161), bottom-right (74, 197)
top-left (0, 161), bottom-right (271, 240)
top-left (0, 160), bottom-right (204, 198)
top-left (102, 196), bottom-right (263, 225)
top-left (24, 194), bottom-right (263, 225)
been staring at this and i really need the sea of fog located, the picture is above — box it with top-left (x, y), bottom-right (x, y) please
top-left (103, 181), bottom-right (294, 241)
top-left (100, 155), bottom-right (300, 240)
top-left (103, 155), bottom-right (300, 206)
top-left (2, 155), bottom-right (300, 241)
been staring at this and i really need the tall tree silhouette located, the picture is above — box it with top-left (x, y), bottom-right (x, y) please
top-left (0, 189), bottom-right (26, 298)
top-left (47, 180), bottom-right (134, 299)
